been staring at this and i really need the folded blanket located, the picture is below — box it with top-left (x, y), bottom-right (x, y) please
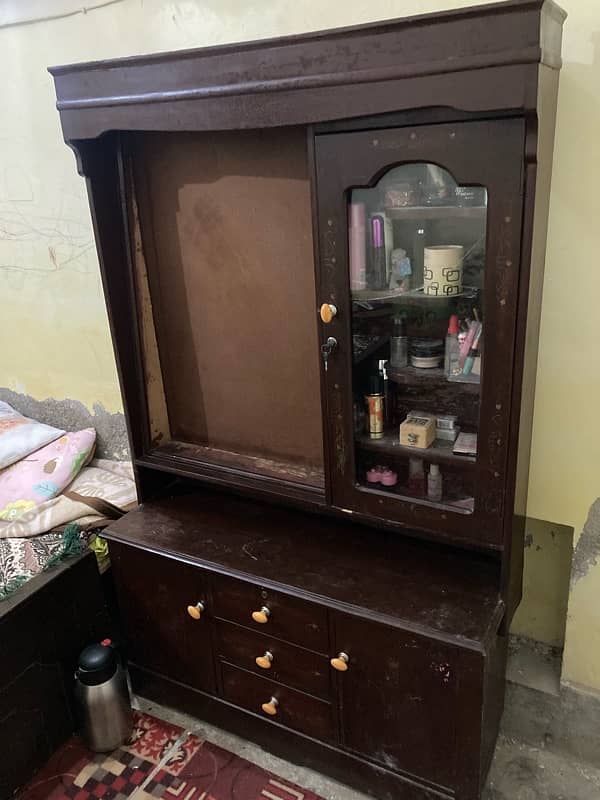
top-left (0, 459), bottom-right (137, 539)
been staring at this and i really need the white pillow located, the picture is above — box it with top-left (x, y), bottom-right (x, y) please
top-left (0, 401), bottom-right (65, 469)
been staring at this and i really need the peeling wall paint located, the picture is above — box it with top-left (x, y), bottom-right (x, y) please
top-left (0, 388), bottom-right (129, 461)
top-left (1, 0), bottom-right (599, 689)
top-left (562, 499), bottom-right (600, 689)
top-left (570, 499), bottom-right (600, 587)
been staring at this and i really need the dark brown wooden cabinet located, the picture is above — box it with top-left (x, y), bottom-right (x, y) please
top-left (50, 2), bottom-right (566, 798)
top-left (103, 493), bottom-right (505, 800)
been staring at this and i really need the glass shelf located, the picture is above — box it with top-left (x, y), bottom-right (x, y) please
top-left (357, 481), bottom-right (475, 515)
top-left (383, 205), bottom-right (487, 220)
top-left (386, 365), bottom-right (481, 394)
top-left (352, 285), bottom-right (480, 306)
top-left (355, 431), bottom-right (477, 470)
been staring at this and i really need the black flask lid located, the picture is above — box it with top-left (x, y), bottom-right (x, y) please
top-left (77, 641), bottom-right (118, 686)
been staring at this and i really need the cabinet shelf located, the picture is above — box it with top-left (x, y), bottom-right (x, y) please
top-left (352, 285), bottom-right (479, 305)
top-left (387, 365), bottom-right (480, 394)
top-left (383, 204), bottom-right (487, 220)
top-left (355, 431), bottom-right (477, 470)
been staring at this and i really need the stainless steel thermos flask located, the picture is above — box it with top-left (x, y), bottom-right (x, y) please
top-left (74, 639), bottom-right (133, 752)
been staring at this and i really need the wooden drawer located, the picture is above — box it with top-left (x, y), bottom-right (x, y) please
top-left (215, 619), bottom-right (330, 699)
top-left (212, 574), bottom-right (328, 652)
top-left (221, 662), bottom-right (333, 742)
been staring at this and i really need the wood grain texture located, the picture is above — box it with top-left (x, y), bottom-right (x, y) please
top-left (103, 491), bottom-right (503, 647)
top-left (110, 543), bottom-right (216, 693)
top-left (106, 532), bottom-right (505, 798)
top-left (213, 573), bottom-right (329, 653)
top-left (220, 662), bottom-right (334, 742)
top-left (214, 619), bottom-right (331, 698)
top-left (49, 1), bottom-right (565, 140)
top-left (334, 614), bottom-right (456, 787)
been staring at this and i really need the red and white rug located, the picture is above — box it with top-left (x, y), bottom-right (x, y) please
top-left (19, 711), bottom-right (324, 800)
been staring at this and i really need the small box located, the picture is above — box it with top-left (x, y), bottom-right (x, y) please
top-left (399, 415), bottom-right (435, 449)
top-left (407, 409), bottom-right (436, 423)
top-left (436, 413), bottom-right (458, 432)
top-left (453, 432), bottom-right (478, 456)
top-left (436, 426), bottom-right (460, 442)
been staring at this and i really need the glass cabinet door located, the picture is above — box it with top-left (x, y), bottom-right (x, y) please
top-left (315, 120), bottom-right (525, 545)
top-left (349, 163), bottom-right (485, 514)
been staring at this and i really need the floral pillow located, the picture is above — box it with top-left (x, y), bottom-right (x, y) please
top-left (0, 401), bottom-right (65, 468)
top-left (0, 429), bottom-right (96, 521)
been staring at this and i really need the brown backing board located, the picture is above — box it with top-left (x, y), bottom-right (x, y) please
top-left (131, 128), bottom-right (324, 485)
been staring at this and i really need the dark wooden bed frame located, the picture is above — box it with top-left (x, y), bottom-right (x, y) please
top-left (0, 551), bottom-right (108, 800)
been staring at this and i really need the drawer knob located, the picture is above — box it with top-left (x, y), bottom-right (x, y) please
top-left (320, 303), bottom-right (337, 324)
top-left (252, 605), bottom-right (271, 624)
top-left (261, 696), bottom-right (279, 716)
top-left (187, 601), bottom-right (205, 620)
top-left (330, 652), bottom-right (349, 672)
top-left (256, 650), bottom-right (274, 670)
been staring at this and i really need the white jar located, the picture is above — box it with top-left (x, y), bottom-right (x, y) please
top-left (423, 245), bottom-right (464, 296)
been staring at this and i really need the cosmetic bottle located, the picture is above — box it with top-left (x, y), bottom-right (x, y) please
top-left (463, 325), bottom-right (483, 376)
top-left (408, 458), bottom-right (425, 497)
top-left (365, 374), bottom-right (385, 440)
top-left (459, 320), bottom-right (480, 368)
top-left (370, 216), bottom-right (387, 290)
top-left (390, 316), bottom-right (408, 369)
top-left (348, 203), bottom-right (367, 290)
top-left (378, 360), bottom-right (393, 428)
top-left (444, 314), bottom-right (460, 376)
top-left (427, 464), bottom-right (443, 502)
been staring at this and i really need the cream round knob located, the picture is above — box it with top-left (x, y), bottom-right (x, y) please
top-left (320, 303), bottom-right (338, 324)
top-left (330, 652), bottom-right (349, 672)
top-left (187, 601), bottom-right (205, 620)
top-left (252, 606), bottom-right (271, 624)
top-left (261, 696), bottom-right (279, 716)
top-left (256, 650), bottom-right (274, 670)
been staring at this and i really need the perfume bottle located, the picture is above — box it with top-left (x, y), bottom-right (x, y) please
top-left (348, 203), bottom-right (367, 290)
top-left (390, 317), bottom-right (408, 369)
top-left (370, 216), bottom-right (387, 290)
top-left (427, 464), bottom-right (443, 502)
top-left (444, 314), bottom-right (460, 376)
top-left (408, 458), bottom-right (425, 497)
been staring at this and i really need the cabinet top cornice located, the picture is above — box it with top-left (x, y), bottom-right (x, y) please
top-left (50, 0), bottom-right (565, 141)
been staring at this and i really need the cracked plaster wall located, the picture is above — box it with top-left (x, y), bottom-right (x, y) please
top-left (1, 0), bottom-right (599, 689)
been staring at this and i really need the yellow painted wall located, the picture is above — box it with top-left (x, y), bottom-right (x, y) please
top-left (1, 1), bottom-right (599, 688)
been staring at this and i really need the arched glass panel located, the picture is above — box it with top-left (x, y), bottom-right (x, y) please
top-left (349, 163), bottom-right (487, 513)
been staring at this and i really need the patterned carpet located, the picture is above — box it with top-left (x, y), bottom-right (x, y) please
top-left (19, 711), bottom-right (323, 800)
